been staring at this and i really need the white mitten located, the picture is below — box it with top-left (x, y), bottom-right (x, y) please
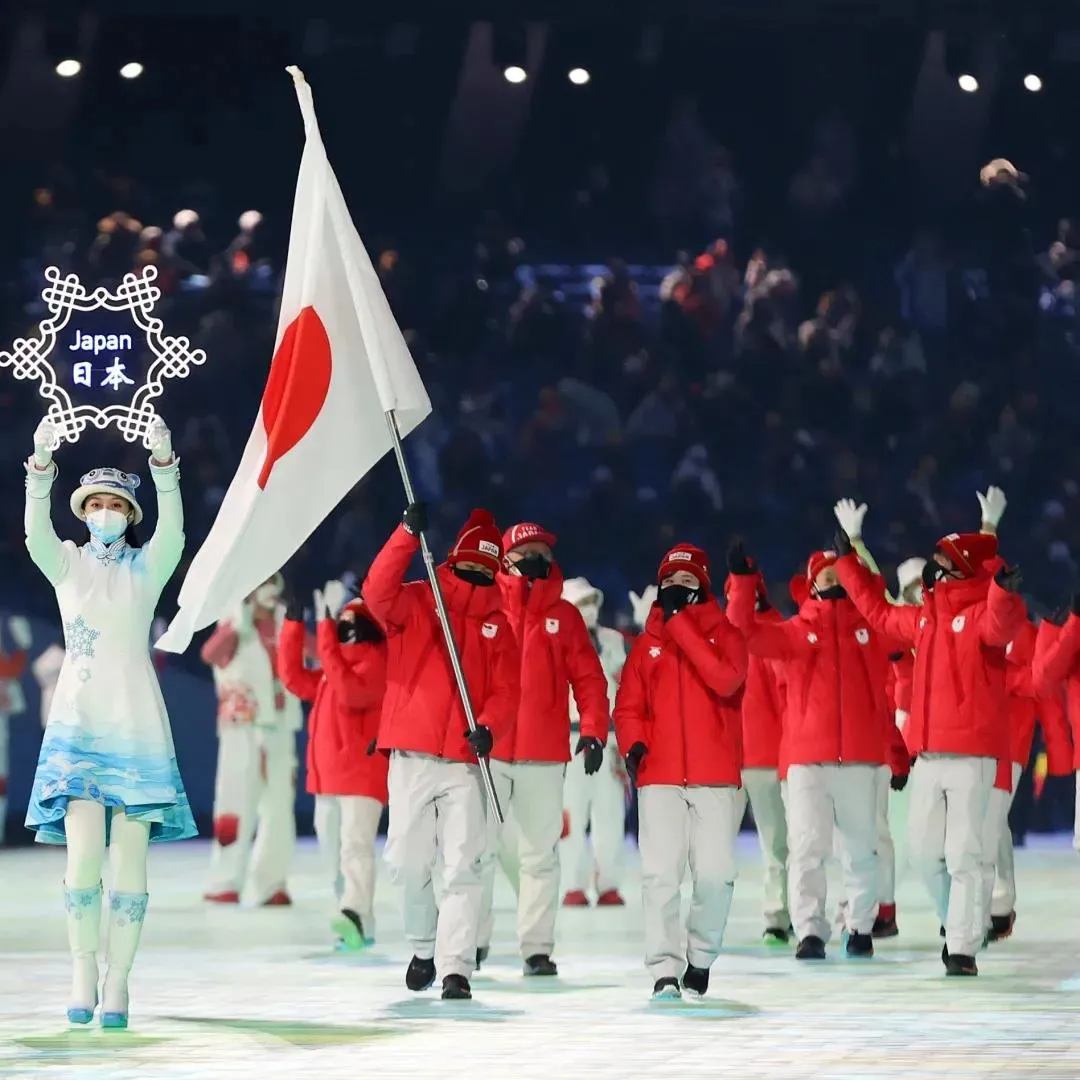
top-left (7, 617), bottom-right (31, 650)
top-left (977, 486), bottom-right (1007, 529)
top-left (33, 418), bottom-right (58, 469)
top-left (322, 579), bottom-right (350, 618)
top-left (833, 498), bottom-right (868, 540)
top-left (147, 416), bottom-right (173, 463)
top-left (629, 585), bottom-right (657, 629)
top-left (312, 588), bottom-right (325, 617)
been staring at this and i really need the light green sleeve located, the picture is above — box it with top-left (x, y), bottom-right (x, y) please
top-left (139, 458), bottom-right (185, 591)
top-left (852, 537), bottom-right (899, 605)
top-left (24, 460), bottom-right (72, 587)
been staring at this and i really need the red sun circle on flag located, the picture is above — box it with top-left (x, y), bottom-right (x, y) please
top-left (257, 306), bottom-right (333, 489)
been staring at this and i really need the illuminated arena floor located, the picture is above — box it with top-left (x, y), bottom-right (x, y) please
top-left (1, 832), bottom-right (1078, 1078)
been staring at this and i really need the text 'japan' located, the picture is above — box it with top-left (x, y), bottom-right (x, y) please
top-left (68, 329), bottom-right (136, 391)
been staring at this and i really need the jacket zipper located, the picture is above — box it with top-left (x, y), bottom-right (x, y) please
top-left (677, 650), bottom-right (687, 785)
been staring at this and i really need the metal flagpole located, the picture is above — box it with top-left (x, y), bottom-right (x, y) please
top-left (384, 411), bottom-right (504, 824)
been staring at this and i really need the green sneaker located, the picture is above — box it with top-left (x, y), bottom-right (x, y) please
top-left (331, 909), bottom-right (373, 950)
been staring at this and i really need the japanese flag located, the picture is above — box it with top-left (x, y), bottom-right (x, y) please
top-left (155, 67), bottom-right (430, 654)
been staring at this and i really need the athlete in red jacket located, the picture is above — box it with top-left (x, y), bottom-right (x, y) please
top-left (477, 522), bottom-right (610, 977)
top-left (726, 570), bottom-right (791, 945)
top-left (278, 595), bottom-right (388, 951)
top-left (614, 544), bottom-right (747, 1000)
top-left (727, 541), bottom-right (900, 962)
top-left (835, 521), bottom-right (1025, 976)
top-left (362, 504), bottom-right (519, 1001)
top-left (1032, 605), bottom-right (1080, 856)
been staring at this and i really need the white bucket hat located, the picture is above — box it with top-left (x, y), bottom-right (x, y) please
top-left (70, 467), bottom-right (143, 524)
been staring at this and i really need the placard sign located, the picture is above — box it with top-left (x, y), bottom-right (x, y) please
top-left (0, 265), bottom-right (208, 448)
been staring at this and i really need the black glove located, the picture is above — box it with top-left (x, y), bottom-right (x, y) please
top-left (890, 772), bottom-right (909, 792)
top-left (402, 501), bottom-right (428, 536)
top-left (921, 560), bottom-right (939, 591)
top-left (575, 736), bottom-right (605, 776)
top-left (282, 585), bottom-right (304, 622)
top-left (726, 541), bottom-right (755, 576)
top-left (625, 741), bottom-right (647, 786)
top-left (465, 724), bottom-right (493, 758)
top-left (994, 565), bottom-right (1023, 593)
top-left (366, 737), bottom-right (378, 756)
top-left (833, 528), bottom-right (853, 557)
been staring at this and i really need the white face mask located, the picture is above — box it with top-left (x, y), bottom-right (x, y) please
top-left (577, 599), bottom-right (600, 628)
top-left (86, 508), bottom-right (128, 544)
top-left (255, 584), bottom-right (279, 608)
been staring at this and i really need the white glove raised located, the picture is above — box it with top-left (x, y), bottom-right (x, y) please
top-left (7, 616), bottom-right (31, 650)
top-left (977, 486), bottom-right (1007, 529)
top-left (834, 498), bottom-right (868, 540)
top-left (33, 418), bottom-right (59, 468)
top-left (322, 579), bottom-right (350, 619)
top-left (312, 587), bottom-right (325, 616)
top-left (147, 416), bottom-right (173, 463)
top-left (629, 585), bottom-right (657, 629)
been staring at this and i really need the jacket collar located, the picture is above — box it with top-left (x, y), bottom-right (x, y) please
top-left (436, 563), bottom-right (504, 618)
top-left (499, 563), bottom-right (565, 615)
top-left (644, 599), bottom-right (717, 638)
top-left (86, 535), bottom-right (128, 565)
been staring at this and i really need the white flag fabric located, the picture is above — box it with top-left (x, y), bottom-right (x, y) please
top-left (156, 67), bottom-right (431, 654)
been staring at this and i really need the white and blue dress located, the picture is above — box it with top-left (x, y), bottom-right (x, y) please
top-left (23, 457), bottom-right (197, 844)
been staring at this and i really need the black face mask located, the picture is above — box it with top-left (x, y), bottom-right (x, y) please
top-left (922, 559), bottom-right (948, 591)
top-left (815, 584), bottom-right (847, 601)
top-left (513, 553), bottom-right (552, 581)
top-left (659, 584), bottom-right (701, 619)
top-left (453, 566), bottom-right (495, 587)
top-left (339, 617), bottom-right (383, 645)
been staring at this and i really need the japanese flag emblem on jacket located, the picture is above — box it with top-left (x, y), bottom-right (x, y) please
top-left (545, 617), bottom-right (560, 634)
top-left (855, 628), bottom-right (869, 645)
top-left (482, 623), bottom-right (498, 639)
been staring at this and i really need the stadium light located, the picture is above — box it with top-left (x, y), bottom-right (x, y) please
top-left (958, 73), bottom-right (978, 92)
top-left (568, 67), bottom-right (591, 85)
top-left (504, 65), bottom-right (527, 84)
top-left (55, 59), bottom-right (81, 78)
top-left (119, 62), bottom-right (144, 80)
top-left (1023, 73), bottom-right (1042, 92)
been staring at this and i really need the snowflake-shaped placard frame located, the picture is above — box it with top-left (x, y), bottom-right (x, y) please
top-left (0, 265), bottom-right (208, 448)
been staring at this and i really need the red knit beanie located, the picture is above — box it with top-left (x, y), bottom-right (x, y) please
top-left (806, 550), bottom-right (838, 585)
top-left (448, 510), bottom-right (503, 574)
top-left (657, 543), bottom-right (711, 592)
top-left (936, 532), bottom-right (998, 578)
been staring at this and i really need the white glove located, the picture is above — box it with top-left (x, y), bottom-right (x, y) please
top-left (33, 418), bottom-right (58, 468)
top-left (322, 579), bottom-right (350, 619)
top-left (977, 486), bottom-right (1007, 529)
top-left (7, 616), bottom-right (31, 650)
top-left (312, 588), bottom-right (324, 616)
top-left (629, 585), bottom-right (657, 629)
top-left (147, 416), bottom-right (173, 463)
top-left (834, 498), bottom-right (868, 540)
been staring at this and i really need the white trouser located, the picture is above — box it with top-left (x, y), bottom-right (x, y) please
top-left (314, 794), bottom-right (383, 930)
top-left (561, 735), bottom-right (626, 895)
top-left (742, 768), bottom-right (789, 930)
top-left (988, 762), bottom-right (1024, 919)
top-left (876, 765), bottom-right (895, 905)
top-left (479, 760), bottom-right (565, 957)
top-left (385, 752), bottom-right (486, 980)
top-left (639, 784), bottom-right (743, 981)
top-left (787, 763), bottom-right (878, 943)
top-left (208, 724), bottom-right (297, 902)
top-left (907, 754), bottom-right (995, 957)
top-left (0, 712), bottom-right (8, 834)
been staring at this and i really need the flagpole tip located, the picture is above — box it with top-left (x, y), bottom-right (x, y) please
top-left (286, 65), bottom-right (306, 85)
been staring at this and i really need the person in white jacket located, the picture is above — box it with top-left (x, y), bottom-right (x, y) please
top-left (560, 577), bottom-right (629, 906)
top-left (200, 574), bottom-right (302, 906)
top-left (0, 614), bottom-right (32, 836)
top-left (32, 642), bottom-right (66, 729)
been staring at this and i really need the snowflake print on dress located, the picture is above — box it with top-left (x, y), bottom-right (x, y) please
top-left (64, 616), bottom-right (101, 661)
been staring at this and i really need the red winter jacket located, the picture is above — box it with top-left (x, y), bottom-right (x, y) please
top-left (836, 554), bottom-right (1025, 761)
top-left (363, 526), bottom-right (519, 763)
top-left (613, 601), bottom-right (747, 788)
top-left (1032, 618), bottom-right (1080, 771)
top-left (496, 567), bottom-right (610, 761)
top-left (739, 607), bottom-right (788, 770)
top-left (728, 574), bottom-right (902, 769)
top-left (278, 616), bottom-right (389, 801)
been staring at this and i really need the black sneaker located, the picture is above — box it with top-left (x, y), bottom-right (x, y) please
top-left (652, 977), bottom-right (681, 999)
top-left (681, 963), bottom-right (709, 996)
top-left (845, 932), bottom-right (874, 958)
top-left (796, 935), bottom-right (826, 960)
top-left (405, 955), bottom-right (436, 992)
top-left (987, 912), bottom-right (1015, 942)
top-left (523, 953), bottom-right (558, 976)
top-left (441, 974), bottom-right (472, 1000)
top-left (871, 915), bottom-right (899, 939)
top-left (944, 952), bottom-right (978, 976)
top-left (475, 945), bottom-right (489, 970)
top-left (763, 927), bottom-right (790, 946)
